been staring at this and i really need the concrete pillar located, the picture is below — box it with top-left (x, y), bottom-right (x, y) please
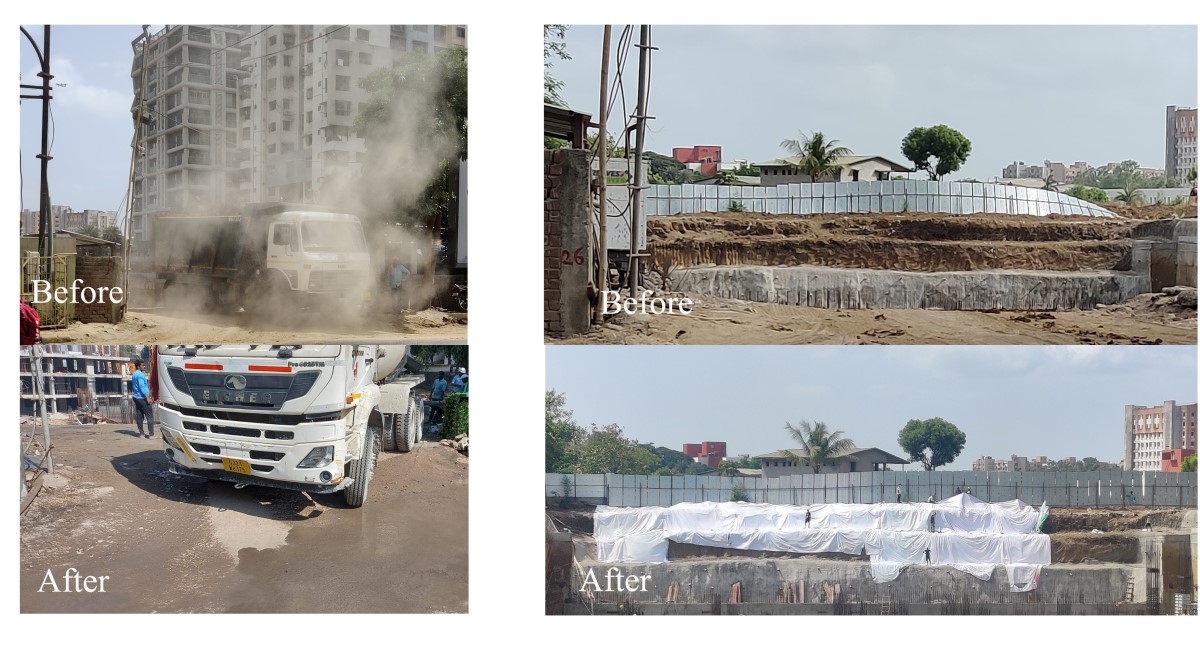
top-left (46, 356), bottom-right (58, 414)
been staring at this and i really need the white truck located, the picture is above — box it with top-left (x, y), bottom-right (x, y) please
top-left (149, 203), bottom-right (372, 312)
top-left (152, 344), bottom-right (424, 507)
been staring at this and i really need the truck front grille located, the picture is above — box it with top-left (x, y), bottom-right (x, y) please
top-left (164, 367), bottom-right (321, 411)
top-left (308, 270), bottom-right (360, 292)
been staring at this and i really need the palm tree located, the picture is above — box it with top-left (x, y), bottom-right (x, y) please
top-left (783, 420), bottom-right (856, 474)
top-left (1042, 174), bottom-right (1058, 191)
top-left (1115, 181), bottom-right (1142, 206)
top-left (778, 131), bottom-right (853, 183)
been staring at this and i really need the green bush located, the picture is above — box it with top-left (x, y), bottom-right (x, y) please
top-left (443, 393), bottom-right (469, 438)
top-left (1065, 184), bottom-right (1109, 204)
top-left (729, 199), bottom-right (746, 213)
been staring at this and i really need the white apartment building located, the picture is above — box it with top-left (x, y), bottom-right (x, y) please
top-left (1165, 105), bottom-right (1197, 182)
top-left (130, 25), bottom-right (466, 239)
top-left (1124, 400), bottom-right (1198, 471)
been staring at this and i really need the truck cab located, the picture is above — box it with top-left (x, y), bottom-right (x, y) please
top-left (154, 344), bottom-right (423, 507)
top-left (260, 208), bottom-right (370, 299)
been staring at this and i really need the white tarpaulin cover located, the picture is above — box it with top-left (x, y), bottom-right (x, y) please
top-left (594, 494), bottom-right (1050, 591)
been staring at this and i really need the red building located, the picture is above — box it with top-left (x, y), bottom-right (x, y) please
top-left (672, 145), bottom-right (723, 176)
top-left (1161, 448), bottom-right (1196, 472)
top-left (683, 441), bottom-right (727, 468)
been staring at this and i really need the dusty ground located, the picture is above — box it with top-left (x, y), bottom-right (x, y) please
top-left (21, 424), bottom-right (468, 613)
top-left (550, 292), bottom-right (1196, 345)
top-left (648, 213), bottom-right (1139, 273)
top-left (40, 307), bottom-right (466, 344)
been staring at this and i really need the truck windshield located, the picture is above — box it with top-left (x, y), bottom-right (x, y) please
top-left (301, 221), bottom-right (366, 253)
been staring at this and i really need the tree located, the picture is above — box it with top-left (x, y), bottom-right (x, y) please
top-left (100, 225), bottom-right (124, 243)
top-left (546, 390), bottom-right (584, 473)
top-left (778, 131), bottom-right (853, 182)
top-left (1115, 181), bottom-right (1142, 205)
top-left (585, 132), bottom-right (626, 158)
top-left (1182, 454), bottom-right (1197, 472)
top-left (1188, 166), bottom-right (1197, 185)
top-left (576, 424), bottom-right (659, 475)
top-left (645, 150), bottom-right (694, 185)
top-left (783, 420), bottom-right (855, 474)
top-left (729, 481), bottom-right (751, 502)
top-left (897, 418), bottom-right (966, 471)
top-left (77, 224), bottom-right (101, 238)
top-left (714, 170), bottom-right (739, 185)
top-left (1042, 174), bottom-right (1058, 191)
top-left (544, 25), bottom-right (571, 107)
top-left (356, 45), bottom-right (467, 282)
top-left (732, 163), bottom-right (760, 177)
top-left (900, 125), bottom-right (972, 180)
top-left (410, 345), bottom-right (467, 371)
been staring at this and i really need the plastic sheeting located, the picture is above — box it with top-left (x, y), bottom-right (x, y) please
top-left (594, 495), bottom-right (1051, 590)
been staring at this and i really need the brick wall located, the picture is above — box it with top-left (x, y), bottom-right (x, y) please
top-left (545, 150), bottom-right (565, 335)
top-left (73, 256), bottom-right (123, 324)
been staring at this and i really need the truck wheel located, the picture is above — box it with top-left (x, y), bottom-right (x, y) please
top-left (343, 423), bottom-right (380, 507)
top-left (396, 396), bottom-right (421, 452)
top-left (382, 413), bottom-right (397, 452)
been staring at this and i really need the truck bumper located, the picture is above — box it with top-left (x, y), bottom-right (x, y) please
top-left (158, 404), bottom-right (350, 491)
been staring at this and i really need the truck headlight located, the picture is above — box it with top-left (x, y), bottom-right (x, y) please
top-left (297, 446), bottom-right (334, 468)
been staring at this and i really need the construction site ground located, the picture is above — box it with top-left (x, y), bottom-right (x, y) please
top-left (551, 210), bottom-right (1196, 345)
top-left (40, 307), bottom-right (467, 344)
top-left (21, 424), bottom-right (468, 613)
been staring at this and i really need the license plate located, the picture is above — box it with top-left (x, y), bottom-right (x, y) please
top-left (222, 458), bottom-right (253, 475)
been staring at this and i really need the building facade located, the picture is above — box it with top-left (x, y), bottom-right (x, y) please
top-left (756, 155), bottom-right (911, 187)
top-left (1124, 400), bottom-right (1198, 472)
top-left (672, 145), bottom-right (723, 176)
top-left (1002, 161), bottom-right (1044, 180)
top-left (756, 447), bottom-right (908, 478)
top-left (682, 441), bottom-right (727, 468)
top-left (129, 24), bottom-right (466, 240)
top-left (1166, 105), bottom-right (1197, 181)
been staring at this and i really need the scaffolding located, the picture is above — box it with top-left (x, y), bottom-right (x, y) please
top-left (20, 346), bottom-right (54, 514)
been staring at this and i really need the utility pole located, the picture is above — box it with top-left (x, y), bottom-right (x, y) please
top-left (122, 25), bottom-right (152, 320)
top-left (593, 26), bottom-right (611, 325)
top-left (20, 26), bottom-right (54, 267)
top-left (628, 25), bottom-right (654, 293)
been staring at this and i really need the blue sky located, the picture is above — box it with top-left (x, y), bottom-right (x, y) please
top-left (549, 25), bottom-right (1198, 178)
top-left (19, 25), bottom-right (159, 215)
top-left (546, 346), bottom-right (1198, 470)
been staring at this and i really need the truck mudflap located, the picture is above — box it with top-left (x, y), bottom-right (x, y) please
top-left (167, 459), bottom-right (352, 494)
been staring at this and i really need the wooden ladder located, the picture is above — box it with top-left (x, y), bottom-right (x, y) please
top-left (881, 601), bottom-right (893, 615)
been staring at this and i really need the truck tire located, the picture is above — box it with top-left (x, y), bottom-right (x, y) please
top-left (382, 413), bottom-right (397, 452)
top-left (343, 423), bottom-right (381, 507)
top-left (396, 396), bottom-right (421, 452)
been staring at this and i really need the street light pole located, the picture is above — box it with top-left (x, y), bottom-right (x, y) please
top-left (20, 26), bottom-right (54, 265)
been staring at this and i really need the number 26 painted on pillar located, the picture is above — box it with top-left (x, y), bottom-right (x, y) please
top-left (561, 248), bottom-right (584, 266)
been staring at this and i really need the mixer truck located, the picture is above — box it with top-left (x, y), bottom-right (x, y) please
top-left (148, 203), bottom-right (372, 313)
top-left (152, 344), bottom-right (424, 507)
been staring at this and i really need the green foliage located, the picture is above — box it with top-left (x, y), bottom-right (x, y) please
top-left (645, 150), bottom-right (697, 184)
top-left (576, 424), bottom-right (659, 474)
top-left (779, 131), bottom-right (853, 182)
top-left (898, 418), bottom-right (966, 471)
top-left (717, 456), bottom-right (760, 476)
top-left (545, 136), bottom-right (568, 150)
top-left (409, 345), bottom-right (467, 371)
top-left (1065, 184), bottom-right (1109, 204)
top-left (556, 474), bottom-right (574, 505)
top-left (1074, 160), bottom-right (1180, 189)
top-left (1188, 166), bottom-right (1197, 185)
top-left (443, 393), bottom-right (468, 437)
top-left (546, 390), bottom-right (584, 473)
top-left (714, 170), bottom-right (739, 185)
top-left (1181, 454), bottom-right (1197, 472)
top-left (1115, 181), bottom-right (1142, 205)
top-left (784, 421), bottom-right (855, 474)
top-left (732, 163), bottom-right (761, 177)
top-left (900, 125), bottom-right (972, 180)
top-left (544, 25), bottom-right (571, 106)
top-left (586, 132), bottom-right (626, 158)
top-left (77, 224), bottom-right (101, 238)
top-left (101, 226), bottom-right (124, 243)
top-left (639, 444), bottom-right (698, 475)
top-left (729, 481), bottom-right (751, 502)
top-left (357, 46), bottom-right (467, 233)
top-left (1039, 457), bottom-right (1121, 472)
top-left (729, 199), bottom-right (746, 212)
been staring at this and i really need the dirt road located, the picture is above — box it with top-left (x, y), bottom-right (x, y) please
top-left (40, 308), bottom-right (466, 344)
top-left (20, 424), bottom-right (468, 613)
top-left (550, 294), bottom-right (1196, 345)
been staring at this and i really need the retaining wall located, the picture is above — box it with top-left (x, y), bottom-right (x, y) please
top-left (671, 265), bottom-right (1150, 311)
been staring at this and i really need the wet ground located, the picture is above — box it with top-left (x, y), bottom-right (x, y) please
top-left (20, 424), bottom-right (468, 613)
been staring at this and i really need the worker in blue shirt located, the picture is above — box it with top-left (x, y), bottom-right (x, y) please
top-left (131, 358), bottom-right (155, 439)
top-left (428, 371), bottom-right (449, 423)
top-left (450, 368), bottom-right (467, 394)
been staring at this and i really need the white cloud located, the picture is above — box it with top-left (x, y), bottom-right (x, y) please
top-left (28, 57), bottom-right (131, 119)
